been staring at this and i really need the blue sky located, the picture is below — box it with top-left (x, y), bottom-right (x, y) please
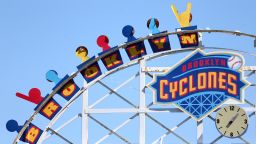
top-left (1, 0), bottom-right (256, 143)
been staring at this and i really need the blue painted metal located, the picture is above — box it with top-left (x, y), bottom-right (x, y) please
top-left (149, 18), bottom-right (160, 34)
top-left (176, 92), bottom-right (228, 118)
top-left (6, 119), bottom-right (22, 132)
top-left (122, 25), bottom-right (137, 42)
top-left (149, 50), bottom-right (248, 120)
top-left (46, 70), bottom-right (61, 84)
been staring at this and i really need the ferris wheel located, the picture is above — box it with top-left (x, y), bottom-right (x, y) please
top-left (6, 2), bottom-right (256, 144)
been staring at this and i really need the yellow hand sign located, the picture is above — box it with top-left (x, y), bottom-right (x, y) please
top-left (171, 2), bottom-right (192, 27)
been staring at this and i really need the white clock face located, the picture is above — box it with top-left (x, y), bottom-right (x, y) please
top-left (215, 105), bottom-right (248, 138)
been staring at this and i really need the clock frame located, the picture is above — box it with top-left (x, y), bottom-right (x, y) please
top-left (215, 105), bottom-right (248, 138)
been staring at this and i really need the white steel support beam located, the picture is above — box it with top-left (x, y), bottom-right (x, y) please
top-left (199, 32), bottom-right (203, 47)
top-left (242, 66), bottom-right (256, 71)
top-left (139, 58), bottom-right (146, 144)
top-left (82, 82), bottom-right (89, 144)
top-left (37, 89), bottom-right (85, 144)
top-left (47, 128), bottom-right (73, 144)
top-left (87, 108), bottom-right (182, 113)
top-left (197, 120), bottom-right (203, 144)
top-left (95, 114), bottom-right (139, 144)
top-left (89, 115), bottom-right (131, 144)
top-left (98, 80), bottom-right (137, 108)
top-left (152, 116), bottom-right (191, 144)
top-left (146, 114), bottom-right (190, 144)
top-left (89, 72), bottom-right (139, 109)
top-left (44, 114), bottom-right (81, 140)
top-left (239, 137), bottom-right (250, 144)
top-left (210, 135), bottom-right (223, 144)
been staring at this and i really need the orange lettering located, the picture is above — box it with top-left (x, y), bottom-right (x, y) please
top-left (219, 72), bottom-right (227, 90)
top-left (198, 73), bottom-right (207, 90)
top-left (228, 74), bottom-right (237, 95)
top-left (179, 78), bottom-right (188, 96)
top-left (128, 45), bottom-right (144, 58)
top-left (62, 83), bottom-right (76, 97)
top-left (42, 101), bottom-right (59, 118)
top-left (181, 34), bottom-right (197, 44)
top-left (153, 37), bottom-right (166, 49)
top-left (104, 54), bottom-right (121, 68)
top-left (169, 81), bottom-right (178, 100)
top-left (189, 75), bottom-right (196, 92)
top-left (25, 126), bottom-right (40, 143)
top-left (160, 80), bottom-right (168, 100)
top-left (85, 65), bottom-right (99, 78)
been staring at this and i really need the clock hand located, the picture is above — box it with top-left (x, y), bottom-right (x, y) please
top-left (226, 121), bottom-right (233, 128)
top-left (226, 113), bottom-right (239, 128)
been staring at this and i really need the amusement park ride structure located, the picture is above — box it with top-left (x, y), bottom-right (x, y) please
top-left (6, 2), bottom-right (256, 144)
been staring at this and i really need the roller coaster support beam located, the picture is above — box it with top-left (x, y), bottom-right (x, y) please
top-left (139, 58), bottom-right (146, 144)
top-left (82, 83), bottom-right (89, 144)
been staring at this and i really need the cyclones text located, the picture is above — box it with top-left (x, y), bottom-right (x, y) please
top-left (159, 71), bottom-right (238, 101)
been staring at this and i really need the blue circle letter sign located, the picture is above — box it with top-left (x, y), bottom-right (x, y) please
top-left (148, 49), bottom-right (250, 121)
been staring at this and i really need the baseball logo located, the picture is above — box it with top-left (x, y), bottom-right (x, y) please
top-left (227, 55), bottom-right (243, 70)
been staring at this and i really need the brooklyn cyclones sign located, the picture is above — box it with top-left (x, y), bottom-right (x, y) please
top-left (149, 49), bottom-right (250, 120)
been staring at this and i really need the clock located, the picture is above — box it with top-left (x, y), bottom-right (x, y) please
top-left (215, 105), bottom-right (248, 138)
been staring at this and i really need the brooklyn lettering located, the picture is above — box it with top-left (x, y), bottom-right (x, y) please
top-left (182, 58), bottom-right (227, 72)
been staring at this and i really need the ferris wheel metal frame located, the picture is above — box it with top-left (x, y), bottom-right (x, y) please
top-left (13, 29), bottom-right (256, 144)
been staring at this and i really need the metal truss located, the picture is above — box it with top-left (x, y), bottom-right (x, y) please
top-left (24, 47), bottom-right (254, 144)
top-left (37, 52), bottom-right (255, 144)
top-left (13, 29), bottom-right (256, 144)
top-left (26, 47), bottom-right (255, 144)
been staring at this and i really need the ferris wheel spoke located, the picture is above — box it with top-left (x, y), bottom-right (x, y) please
top-left (88, 115), bottom-right (131, 144)
top-left (210, 135), bottom-right (223, 144)
top-left (98, 80), bottom-right (137, 108)
top-left (239, 136), bottom-right (250, 144)
top-left (47, 128), bottom-right (73, 144)
top-left (245, 99), bottom-right (256, 108)
top-left (147, 114), bottom-right (190, 144)
top-left (146, 72), bottom-right (153, 78)
top-left (147, 102), bottom-right (154, 108)
top-left (43, 113), bottom-right (81, 141)
top-left (151, 116), bottom-right (191, 144)
top-left (245, 71), bottom-right (255, 78)
top-left (95, 113), bottom-right (139, 144)
top-left (89, 72), bottom-right (139, 109)
top-left (248, 112), bottom-right (255, 118)
top-left (207, 115), bottom-right (216, 121)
